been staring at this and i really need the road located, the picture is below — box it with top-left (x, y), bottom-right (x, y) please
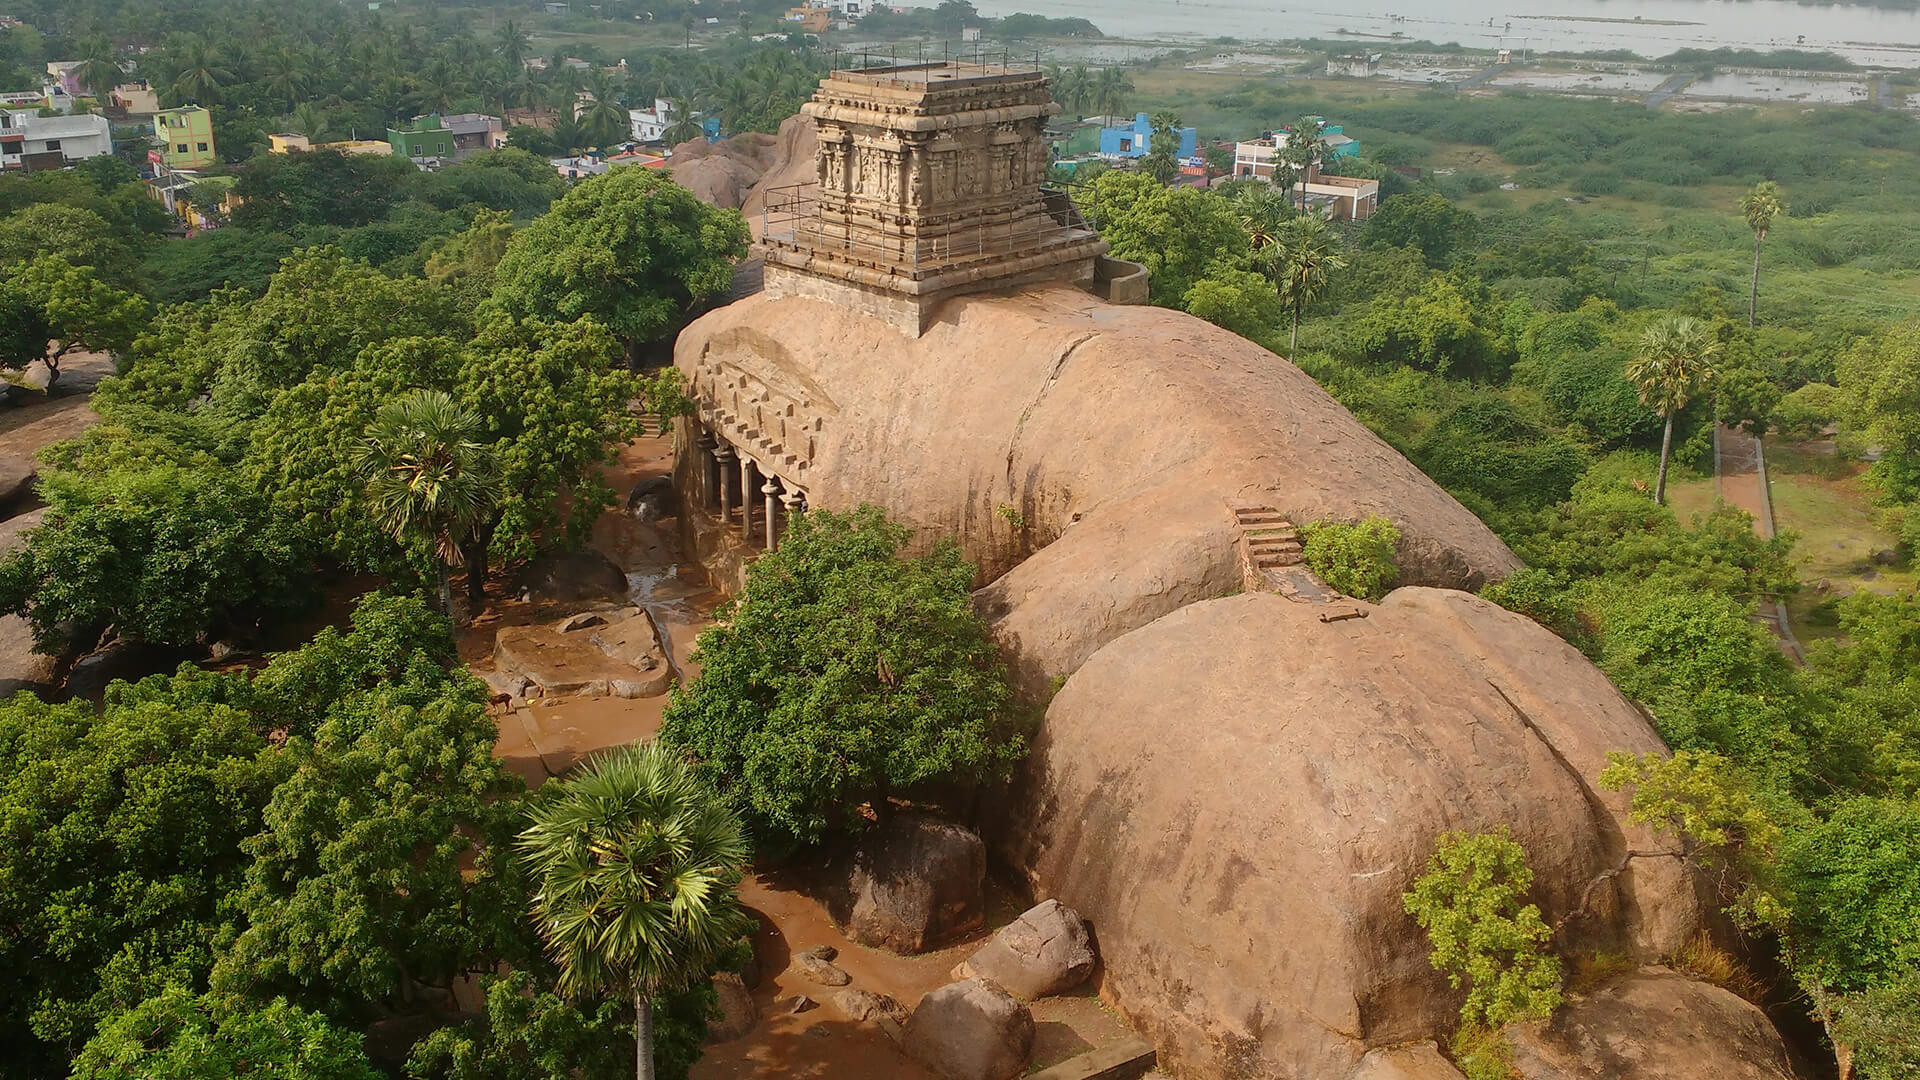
top-left (1716, 423), bottom-right (1806, 664)
top-left (1645, 72), bottom-right (1696, 110)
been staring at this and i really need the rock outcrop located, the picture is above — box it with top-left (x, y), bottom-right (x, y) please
top-left (1506, 969), bottom-right (1796, 1080)
top-left (671, 132), bottom-right (781, 210)
top-left (675, 285), bottom-right (1521, 691)
top-left (491, 607), bottom-right (671, 699)
top-left (706, 972), bottom-right (759, 1043)
top-left (0, 507), bottom-right (51, 694)
top-left (738, 113), bottom-right (818, 236)
top-left (904, 978), bottom-right (1034, 1080)
top-left (953, 899), bottom-right (1095, 1001)
top-left (828, 813), bottom-right (988, 955)
top-left (512, 548), bottom-right (631, 604)
top-left (1000, 588), bottom-right (1707, 1080)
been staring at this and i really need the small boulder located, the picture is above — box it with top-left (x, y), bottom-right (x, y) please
top-left (0, 455), bottom-right (33, 506)
top-left (781, 994), bottom-right (816, 1015)
top-left (831, 813), bottom-right (986, 954)
top-left (514, 548), bottom-right (630, 604)
top-left (832, 988), bottom-right (910, 1026)
top-left (794, 953), bottom-right (851, 986)
top-left (628, 476), bottom-right (676, 522)
top-left (555, 611), bottom-right (607, 633)
top-left (903, 978), bottom-right (1034, 1080)
top-left (705, 972), bottom-right (758, 1043)
top-left (952, 899), bottom-right (1094, 1001)
top-left (1505, 968), bottom-right (1795, 1080)
top-left (796, 944), bottom-right (838, 963)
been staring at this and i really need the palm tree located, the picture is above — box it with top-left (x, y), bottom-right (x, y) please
top-left (1286, 115), bottom-right (1326, 210)
top-left (1233, 184), bottom-right (1292, 250)
top-left (1049, 64), bottom-right (1089, 120)
top-left (355, 389), bottom-right (501, 617)
top-left (660, 100), bottom-right (703, 146)
top-left (289, 102), bottom-right (331, 142)
top-left (519, 742), bottom-right (751, 1080)
top-left (495, 19), bottom-right (530, 68)
top-left (1090, 66), bottom-right (1133, 121)
top-left (1263, 214), bottom-right (1348, 356)
top-left (1740, 181), bottom-right (1785, 329)
top-left (579, 70), bottom-right (630, 148)
top-left (1627, 315), bottom-right (1720, 506)
top-left (258, 44), bottom-right (311, 112)
top-left (168, 37), bottom-right (234, 105)
top-left (72, 37), bottom-right (123, 99)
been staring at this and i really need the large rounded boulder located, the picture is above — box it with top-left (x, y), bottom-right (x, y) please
top-left (999, 588), bottom-right (1718, 1080)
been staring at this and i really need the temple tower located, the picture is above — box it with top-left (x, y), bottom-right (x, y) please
top-left (759, 60), bottom-right (1109, 335)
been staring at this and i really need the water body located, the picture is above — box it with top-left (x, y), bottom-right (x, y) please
top-left (975, 0), bottom-right (1920, 67)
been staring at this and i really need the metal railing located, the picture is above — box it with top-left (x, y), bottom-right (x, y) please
top-left (759, 182), bottom-right (1100, 278)
top-left (824, 43), bottom-right (1045, 79)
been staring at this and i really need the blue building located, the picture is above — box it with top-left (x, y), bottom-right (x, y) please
top-left (1098, 112), bottom-right (1197, 161)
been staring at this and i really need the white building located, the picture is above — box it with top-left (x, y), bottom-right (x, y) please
top-left (0, 107), bottom-right (113, 170)
top-left (628, 98), bottom-right (679, 143)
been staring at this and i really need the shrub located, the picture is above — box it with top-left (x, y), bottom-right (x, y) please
top-left (1301, 515), bottom-right (1400, 601)
top-left (1403, 827), bottom-right (1565, 1030)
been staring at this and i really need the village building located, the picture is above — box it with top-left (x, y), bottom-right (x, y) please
top-left (153, 105), bottom-right (216, 169)
top-left (1231, 122), bottom-right (1379, 220)
top-left (387, 113), bottom-right (454, 163)
top-left (0, 106), bottom-right (112, 170)
top-left (1326, 52), bottom-right (1381, 77)
top-left (1096, 111), bottom-right (1196, 161)
top-left (443, 112), bottom-right (507, 155)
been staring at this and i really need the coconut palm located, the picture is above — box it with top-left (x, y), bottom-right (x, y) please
top-left (1627, 315), bottom-right (1720, 506)
top-left (660, 100), bottom-right (703, 146)
top-left (355, 389), bottom-right (501, 617)
top-left (519, 742), bottom-right (751, 1080)
top-left (72, 37), bottom-right (124, 100)
top-left (258, 44), bottom-right (311, 112)
top-left (579, 70), bottom-right (630, 148)
top-left (168, 37), bottom-right (234, 105)
top-left (1090, 66), bottom-right (1133, 121)
top-left (288, 102), bottom-right (331, 142)
top-left (1263, 213), bottom-right (1348, 356)
top-left (1740, 181), bottom-right (1785, 328)
top-left (1049, 64), bottom-right (1090, 120)
top-left (495, 19), bottom-right (530, 67)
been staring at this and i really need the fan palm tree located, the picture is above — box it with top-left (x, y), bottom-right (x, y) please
top-left (1739, 181), bottom-right (1785, 328)
top-left (1233, 184), bottom-right (1292, 250)
top-left (1286, 115), bottom-right (1326, 210)
top-left (355, 389), bottom-right (501, 617)
top-left (519, 742), bottom-right (751, 1080)
top-left (1263, 213), bottom-right (1348, 356)
top-left (72, 37), bottom-right (124, 99)
top-left (1627, 315), bottom-right (1720, 506)
top-left (168, 37), bottom-right (234, 105)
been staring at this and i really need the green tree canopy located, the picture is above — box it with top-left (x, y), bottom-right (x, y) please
top-left (660, 505), bottom-right (1025, 845)
top-left (1086, 169), bottom-right (1251, 309)
top-left (489, 168), bottom-right (748, 357)
top-left (70, 988), bottom-right (381, 1080)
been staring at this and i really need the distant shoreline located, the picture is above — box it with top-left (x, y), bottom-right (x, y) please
top-left (1515, 14), bottom-right (1704, 26)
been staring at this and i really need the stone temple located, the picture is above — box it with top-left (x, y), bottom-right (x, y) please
top-left (671, 62), bottom-right (1801, 1080)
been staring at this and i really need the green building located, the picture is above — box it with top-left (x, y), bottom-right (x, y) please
top-left (387, 114), bottom-right (453, 161)
top-left (153, 106), bottom-right (216, 169)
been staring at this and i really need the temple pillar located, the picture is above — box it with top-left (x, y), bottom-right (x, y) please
top-left (779, 488), bottom-right (805, 547)
top-left (739, 456), bottom-right (757, 534)
top-left (712, 444), bottom-right (734, 524)
top-left (762, 478), bottom-right (782, 549)
top-left (695, 431), bottom-right (717, 508)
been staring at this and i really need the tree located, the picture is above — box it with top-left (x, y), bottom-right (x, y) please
top-left (489, 168), bottom-right (748, 360)
top-left (0, 414), bottom-right (312, 658)
top-left (166, 37), bottom-right (233, 105)
top-left (1739, 181), bottom-right (1785, 329)
top-left (71, 37), bottom-right (122, 100)
top-left (0, 256), bottom-right (144, 389)
top-left (1086, 169), bottom-right (1251, 309)
top-left (0, 685), bottom-right (284, 1072)
top-left (518, 742), bottom-right (750, 1080)
top-left (70, 989), bottom-right (381, 1080)
top-left (1140, 110), bottom-right (1183, 185)
top-left (660, 506), bottom-right (1024, 845)
top-left (1285, 115), bottom-right (1326, 210)
top-left (1402, 827), bottom-right (1564, 1031)
top-left (1627, 314), bottom-right (1719, 506)
top-left (1183, 268), bottom-right (1284, 345)
top-left (1364, 192), bottom-right (1479, 267)
top-left (1263, 213), bottom-right (1348, 356)
top-left (578, 71), bottom-right (630, 148)
top-left (1090, 66), bottom-right (1133, 119)
top-left (495, 19), bottom-right (530, 68)
top-left (355, 389), bottom-right (502, 617)
top-left (1050, 65), bottom-right (1090, 119)
top-left (213, 595), bottom-right (530, 1016)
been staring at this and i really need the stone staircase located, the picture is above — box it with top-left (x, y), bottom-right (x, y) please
top-left (1234, 505), bottom-right (1304, 573)
top-left (1227, 501), bottom-right (1367, 618)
